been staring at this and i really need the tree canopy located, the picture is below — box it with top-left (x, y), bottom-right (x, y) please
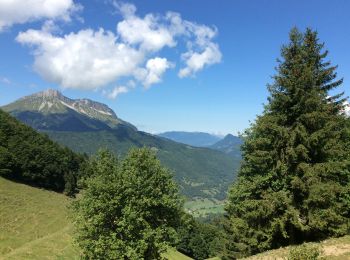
top-left (0, 109), bottom-right (84, 195)
top-left (224, 28), bottom-right (350, 258)
top-left (72, 148), bottom-right (183, 259)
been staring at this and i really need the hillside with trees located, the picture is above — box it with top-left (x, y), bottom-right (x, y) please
top-left (0, 109), bottom-right (85, 195)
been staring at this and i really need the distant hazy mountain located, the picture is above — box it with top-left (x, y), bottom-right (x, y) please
top-left (2, 89), bottom-right (240, 200)
top-left (158, 131), bottom-right (222, 147)
top-left (210, 134), bottom-right (243, 158)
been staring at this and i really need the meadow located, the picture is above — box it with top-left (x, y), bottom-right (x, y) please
top-left (184, 198), bottom-right (225, 218)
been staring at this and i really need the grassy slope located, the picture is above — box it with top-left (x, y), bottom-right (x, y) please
top-left (0, 178), bottom-right (192, 260)
top-left (244, 236), bottom-right (350, 260)
top-left (0, 177), bottom-right (77, 259)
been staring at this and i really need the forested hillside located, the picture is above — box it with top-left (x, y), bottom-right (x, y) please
top-left (0, 109), bottom-right (84, 194)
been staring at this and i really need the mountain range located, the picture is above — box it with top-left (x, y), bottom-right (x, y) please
top-left (158, 131), bottom-right (222, 147)
top-left (158, 131), bottom-right (242, 158)
top-left (209, 134), bottom-right (243, 158)
top-left (2, 89), bottom-right (241, 200)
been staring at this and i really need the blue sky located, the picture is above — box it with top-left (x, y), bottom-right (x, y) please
top-left (0, 0), bottom-right (349, 135)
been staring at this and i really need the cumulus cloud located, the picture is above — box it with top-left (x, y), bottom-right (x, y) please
top-left (135, 57), bottom-right (173, 88)
top-left (179, 43), bottom-right (222, 78)
top-left (117, 12), bottom-right (175, 51)
top-left (0, 0), bottom-right (81, 32)
top-left (105, 86), bottom-right (129, 99)
top-left (16, 1), bottom-right (222, 94)
top-left (16, 28), bottom-right (143, 90)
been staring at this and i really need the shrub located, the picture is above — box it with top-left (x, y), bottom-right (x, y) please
top-left (288, 244), bottom-right (322, 260)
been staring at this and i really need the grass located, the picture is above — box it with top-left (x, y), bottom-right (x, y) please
top-left (244, 235), bottom-right (350, 260)
top-left (184, 198), bottom-right (225, 218)
top-left (163, 248), bottom-right (193, 260)
top-left (0, 177), bottom-right (192, 259)
top-left (0, 177), bottom-right (78, 259)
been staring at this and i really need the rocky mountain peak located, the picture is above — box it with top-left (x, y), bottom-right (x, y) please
top-left (2, 89), bottom-right (136, 131)
top-left (34, 88), bottom-right (63, 99)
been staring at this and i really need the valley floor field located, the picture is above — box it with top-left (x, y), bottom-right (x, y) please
top-left (184, 198), bottom-right (225, 218)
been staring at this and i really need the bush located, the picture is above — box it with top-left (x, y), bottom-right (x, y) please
top-left (288, 244), bottom-right (322, 260)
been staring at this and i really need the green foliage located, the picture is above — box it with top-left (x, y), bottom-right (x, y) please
top-left (72, 148), bottom-right (183, 259)
top-left (176, 214), bottom-right (226, 259)
top-left (225, 28), bottom-right (350, 258)
top-left (288, 244), bottom-right (322, 260)
top-left (0, 109), bottom-right (84, 193)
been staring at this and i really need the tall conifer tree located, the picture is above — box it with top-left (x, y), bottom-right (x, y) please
top-left (225, 28), bottom-right (350, 258)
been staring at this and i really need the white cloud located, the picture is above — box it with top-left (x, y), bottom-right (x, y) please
top-left (115, 3), bottom-right (221, 77)
top-left (113, 1), bottom-right (136, 18)
top-left (179, 43), bottom-right (222, 78)
top-left (135, 57), bottom-right (173, 88)
top-left (0, 0), bottom-right (81, 32)
top-left (16, 28), bottom-right (144, 90)
top-left (105, 85), bottom-right (129, 99)
top-left (117, 12), bottom-right (175, 51)
top-left (343, 100), bottom-right (350, 117)
top-left (16, 1), bottom-right (222, 94)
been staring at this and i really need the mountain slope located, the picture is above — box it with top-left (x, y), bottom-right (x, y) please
top-left (209, 134), bottom-right (243, 158)
top-left (2, 90), bottom-right (239, 200)
top-left (158, 131), bottom-right (222, 147)
top-left (2, 89), bottom-right (136, 131)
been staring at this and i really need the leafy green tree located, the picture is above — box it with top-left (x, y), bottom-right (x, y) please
top-left (176, 213), bottom-right (226, 259)
top-left (224, 28), bottom-right (350, 258)
top-left (72, 148), bottom-right (183, 259)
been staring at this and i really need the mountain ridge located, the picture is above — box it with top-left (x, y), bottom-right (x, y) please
top-left (2, 89), bottom-right (136, 131)
top-left (209, 134), bottom-right (243, 158)
top-left (158, 131), bottom-right (222, 147)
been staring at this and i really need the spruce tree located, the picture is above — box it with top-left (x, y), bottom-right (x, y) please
top-left (225, 28), bottom-right (350, 258)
